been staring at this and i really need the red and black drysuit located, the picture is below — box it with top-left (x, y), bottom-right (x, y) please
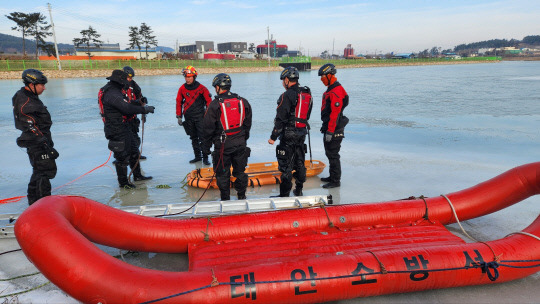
top-left (176, 81), bottom-right (212, 160)
top-left (100, 80), bottom-right (149, 186)
top-left (321, 81), bottom-right (349, 183)
top-left (202, 91), bottom-right (252, 201)
top-left (12, 87), bottom-right (58, 205)
top-left (270, 84), bottom-right (313, 197)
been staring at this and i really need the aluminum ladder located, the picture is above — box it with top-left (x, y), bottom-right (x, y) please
top-left (1, 195), bottom-right (331, 239)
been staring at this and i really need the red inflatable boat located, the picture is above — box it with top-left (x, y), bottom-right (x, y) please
top-left (15, 163), bottom-right (540, 304)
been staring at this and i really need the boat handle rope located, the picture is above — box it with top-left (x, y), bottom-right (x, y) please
top-left (201, 217), bottom-right (213, 242)
top-left (441, 194), bottom-right (501, 262)
top-left (138, 259), bottom-right (540, 304)
top-left (505, 231), bottom-right (540, 241)
top-left (441, 194), bottom-right (478, 242)
top-left (319, 204), bottom-right (335, 228)
top-left (366, 250), bottom-right (388, 274)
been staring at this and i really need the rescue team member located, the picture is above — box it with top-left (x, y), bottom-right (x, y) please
top-left (176, 66), bottom-right (212, 165)
top-left (12, 69), bottom-right (59, 205)
top-left (268, 67), bottom-right (312, 197)
top-left (319, 63), bottom-right (349, 188)
top-left (123, 66), bottom-right (148, 160)
top-left (99, 70), bottom-right (155, 189)
top-left (202, 73), bottom-right (252, 201)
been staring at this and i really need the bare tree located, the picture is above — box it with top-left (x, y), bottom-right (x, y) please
top-left (73, 26), bottom-right (103, 61)
top-left (6, 12), bottom-right (32, 57)
top-left (27, 13), bottom-right (52, 59)
top-left (139, 23), bottom-right (157, 59)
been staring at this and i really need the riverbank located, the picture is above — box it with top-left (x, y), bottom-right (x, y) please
top-left (0, 60), bottom-right (496, 80)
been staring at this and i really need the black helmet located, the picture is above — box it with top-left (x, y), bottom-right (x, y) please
top-left (107, 69), bottom-right (129, 86)
top-left (22, 69), bottom-right (48, 85)
top-left (123, 66), bottom-right (135, 77)
top-left (280, 66), bottom-right (299, 80)
top-left (212, 73), bottom-right (232, 89)
top-left (318, 63), bottom-right (337, 76)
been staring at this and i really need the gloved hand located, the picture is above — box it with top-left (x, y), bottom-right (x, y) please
top-left (48, 147), bottom-right (60, 160)
top-left (141, 97), bottom-right (148, 105)
top-left (42, 142), bottom-right (59, 160)
top-left (177, 117), bottom-right (183, 126)
top-left (143, 105), bottom-right (155, 114)
top-left (324, 132), bottom-right (333, 143)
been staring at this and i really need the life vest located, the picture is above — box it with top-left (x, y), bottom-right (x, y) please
top-left (97, 88), bottom-right (106, 123)
top-left (219, 97), bottom-right (245, 136)
top-left (121, 87), bottom-right (136, 122)
top-left (294, 89), bottom-right (312, 128)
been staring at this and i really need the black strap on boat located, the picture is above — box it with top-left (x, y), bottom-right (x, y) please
top-left (256, 178), bottom-right (261, 187)
top-left (249, 179), bottom-right (254, 188)
top-left (274, 176), bottom-right (280, 184)
top-left (479, 261), bottom-right (500, 281)
top-left (420, 196), bottom-right (429, 220)
top-left (366, 250), bottom-right (388, 274)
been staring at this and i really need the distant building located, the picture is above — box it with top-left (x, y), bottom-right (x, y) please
top-left (344, 44), bottom-right (354, 58)
top-left (283, 50), bottom-right (301, 57)
top-left (392, 53), bottom-right (414, 59)
top-left (217, 42), bottom-right (247, 53)
top-left (74, 43), bottom-right (120, 51)
top-left (257, 40), bottom-right (288, 57)
top-left (178, 41), bottom-right (215, 54)
top-left (74, 43), bottom-right (157, 59)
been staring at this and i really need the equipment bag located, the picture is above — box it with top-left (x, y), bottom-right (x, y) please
top-left (219, 98), bottom-right (245, 135)
top-left (97, 88), bottom-right (106, 123)
top-left (294, 89), bottom-right (312, 128)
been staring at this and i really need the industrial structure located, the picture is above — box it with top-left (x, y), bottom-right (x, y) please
top-left (217, 42), bottom-right (247, 53)
top-left (178, 41), bottom-right (215, 54)
top-left (256, 39), bottom-right (288, 58)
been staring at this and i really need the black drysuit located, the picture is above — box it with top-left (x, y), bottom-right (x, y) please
top-left (101, 81), bottom-right (148, 186)
top-left (12, 87), bottom-right (58, 205)
top-left (202, 91), bottom-right (252, 200)
top-left (270, 84), bottom-right (312, 197)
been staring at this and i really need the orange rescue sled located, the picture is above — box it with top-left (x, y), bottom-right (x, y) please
top-left (187, 160), bottom-right (326, 189)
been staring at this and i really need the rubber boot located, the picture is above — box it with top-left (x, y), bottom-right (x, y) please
top-left (293, 186), bottom-right (303, 197)
top-left (237, 191), bottom-right (246, 200)
top-left (322, 181), bottom-right (340, 189)
top-left (131, 162), bottom-right (153, 181)
top-left (116, 163), bottom-right (136, 189)
top-left (203, 155), bottom-right (210, 166)
top-left (189, 148), bottom-right (202, 163)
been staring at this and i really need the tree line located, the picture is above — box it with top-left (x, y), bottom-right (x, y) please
top-left (5, 11), bottom-right (158, 60)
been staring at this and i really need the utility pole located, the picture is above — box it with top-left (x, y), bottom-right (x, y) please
top-left (47, 3), bottom-right (61, 70)
top-left (332, 38), bottom-right (335, 59)
top-left (267, 26), bottom-right (270, 67)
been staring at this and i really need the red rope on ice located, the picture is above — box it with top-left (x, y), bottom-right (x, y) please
top-left (0, 151), bottom-right (113, 205)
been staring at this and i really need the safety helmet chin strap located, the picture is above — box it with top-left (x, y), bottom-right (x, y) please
top-left (26, 83), bottom-right (39, 96)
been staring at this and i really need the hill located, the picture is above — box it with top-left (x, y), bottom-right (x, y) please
top-left (0, 32), bottom-right (73, 54)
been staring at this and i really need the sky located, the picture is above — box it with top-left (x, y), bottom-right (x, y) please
top-left (1, 0), bottom-right (539, 56)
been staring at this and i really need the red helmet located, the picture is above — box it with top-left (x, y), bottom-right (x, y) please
top-left (182, 65), bottom-right (198, 77)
